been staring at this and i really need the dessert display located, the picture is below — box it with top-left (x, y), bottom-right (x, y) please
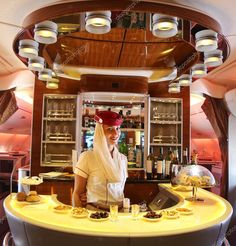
top-left (162, 210), bottom-right (179, 219)
top-left (15, 191), bottom-right (41, 203)
top-left (175, 207), bottom-right (193, 215)
top-left (89, 212), bottom-right (109, 221)
top-left (71, 207), bottom-right (88, 218)
top-left (143, 211), bottom-right (162, 221)
top-left (175, 165), bottom-right (215, 187)
top-left (171, 165), bottom-right (216, 201)
top-left (53, 205), bottom-right (72, 213)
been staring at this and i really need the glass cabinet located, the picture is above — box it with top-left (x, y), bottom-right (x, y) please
top-left (148, 97), bottom-right (183, 159)
top-left (41, 94), bottom-right (77, 167)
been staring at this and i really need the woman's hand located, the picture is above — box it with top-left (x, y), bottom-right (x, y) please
top-left (80, 192), bottom-right (87, 207)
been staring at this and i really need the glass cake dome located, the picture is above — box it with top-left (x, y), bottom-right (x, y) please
top-left (174, 164), bottom-right (216, 187)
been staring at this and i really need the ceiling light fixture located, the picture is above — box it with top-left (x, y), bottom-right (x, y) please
top-left (195, 29), bottom-right (218, 52)
top-left (34, 21), bottom-right (58, 44)
top-left (28, 56), bottom-right (45, 71)
top-left (18, 39), bottom-right (39, 58)
top-left (204, 49), bottom-right (223, 67)
top-left (85, 11), bottom-right (112, 34)
top-left (38, 68), bottom-right (53, 81)
top-left (46, 77), bottom-right (59, 89)
top-left (179, 74), bottom-right (192, 86)
top-left (152, 14), bottom-right (178, 38)
top-left (191, 63), bottom-right (207, 78)
top-left (168, 82), bottom-right (180, 93)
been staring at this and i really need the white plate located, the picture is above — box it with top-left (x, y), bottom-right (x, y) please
top-left (14, 196), bottom-right (44, 205)
top-left (53, 205), bottom-right (72, 214)
top-left (142, 216), bottom-right (162, 222)
top-left (175, 208), bottom-right (193, 215)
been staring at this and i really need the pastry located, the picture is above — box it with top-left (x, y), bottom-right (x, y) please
top-left (16, 192), bottom-right (27, 201)
top-left (26, 195), bottom-right (41, 202)
top-left (28, 191), bottom-right (38, 196)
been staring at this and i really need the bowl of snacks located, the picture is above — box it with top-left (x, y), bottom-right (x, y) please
top-left (53, 205), bottom-right (72, 214)
top-left (175, 207), bottom-right (193, 215)
top-left (89, 211), bottom-right (109, 221)
top-left (71, 207), bottom-right (88, 218)
top-left (162, 210), bottom-right (179, 219)
top-left (142, 211), bottom-right (162, 222)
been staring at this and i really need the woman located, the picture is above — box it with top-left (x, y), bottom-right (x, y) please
top-left (73, 110), bottom-right (128, 209)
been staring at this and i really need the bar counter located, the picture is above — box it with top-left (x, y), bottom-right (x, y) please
top-left (4, 184), bottom-right (232, 246)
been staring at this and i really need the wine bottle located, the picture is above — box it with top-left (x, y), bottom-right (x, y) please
top-left (135, 145), bottom-right (142, 168)
top-left (182, 147), bottom-right (189, 165)
top-left (165, 147), bottom-right (172, 179)
top-left (128, 138), bottom-right (135, 162)
top-left (157, 147), bottom-right (164, 180)
top-left (146, 147), bottom-right (154, 180)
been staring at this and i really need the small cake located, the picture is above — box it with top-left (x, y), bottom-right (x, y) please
top-left (16, 192), bottom-right (27, 201)
top-left (28, 191), bottom-right (38, 196)
top-left (25, 190), bottom-right (41, 202)
top-left (26, 195), bottom-right (41, 202)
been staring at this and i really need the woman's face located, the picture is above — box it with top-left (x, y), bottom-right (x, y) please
top-left (102, 124), bottom-right (121, 148)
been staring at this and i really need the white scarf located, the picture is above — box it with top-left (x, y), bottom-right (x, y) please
top-left (93, 123), bottom-right (127, 183)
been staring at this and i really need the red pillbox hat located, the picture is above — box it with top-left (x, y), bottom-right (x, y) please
top-left (94, 111), bottom-right (123, 126)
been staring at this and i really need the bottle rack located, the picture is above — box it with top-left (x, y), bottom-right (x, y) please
top-left (41, 94), bottom-right (77, 167)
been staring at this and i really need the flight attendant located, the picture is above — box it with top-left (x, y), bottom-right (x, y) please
top-left (73, 110), bottom-right (127, 210)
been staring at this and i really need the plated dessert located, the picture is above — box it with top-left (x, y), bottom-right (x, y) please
top-left (89, 211), bottom-right (109, 221)
top-left (53, 205), bottom-right (72, 214)
top-left (71, 207), bottom-right (88, 218)
top-left (142, 211), bottom-right (162, 222)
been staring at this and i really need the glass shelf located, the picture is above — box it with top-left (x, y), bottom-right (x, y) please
top-left (41, 94), bottom-right (77, 167)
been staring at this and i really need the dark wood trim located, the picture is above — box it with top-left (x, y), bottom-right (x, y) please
top-left (23, 1), bottom-right (222, 33)
top-left (80, 74), bottom-right (148, 94)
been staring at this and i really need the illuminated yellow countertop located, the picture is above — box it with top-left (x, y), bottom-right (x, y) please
top-left (4, 184), bottom-right (232, 238)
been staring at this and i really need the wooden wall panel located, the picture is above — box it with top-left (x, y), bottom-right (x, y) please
top-left (80, 74), bottom-right (148, 94)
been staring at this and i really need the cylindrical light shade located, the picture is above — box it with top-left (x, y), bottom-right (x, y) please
top-left (28, 56), bottom-right (45, 71)
top-left (179, 74), bottom-right (192, 86)
top-left (168, 82), bottom-right (180, 93)
top-left (191, 63), bottom-right (207, 78)
top-left (152, 14), bottom-right (178, 38)
top-left (34, 21), bottom-right (58, 44)
top-left (38, 68), bottom-right (52, 81)
top-left (46, 77), bottom-right (59, 89)
top-left (18, 39), bottom-right (39, 58)
top-left (85, 11), bottom-right (111, 34)
top-left (195, 29), bottom-right (218, 52)
top-left (204, 49), bottom-right (223, 67)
